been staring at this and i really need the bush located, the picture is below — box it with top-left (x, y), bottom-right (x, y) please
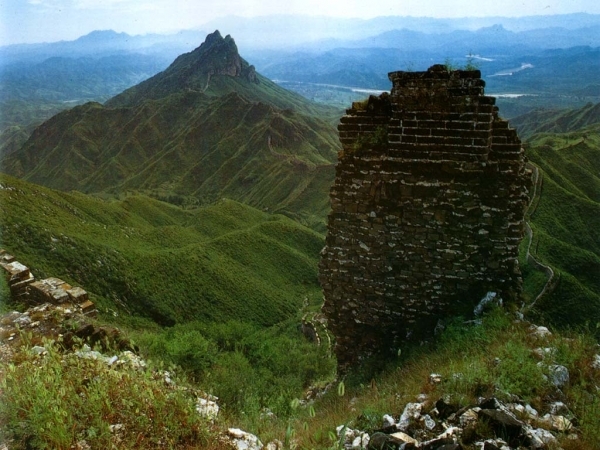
top-left (350, 125), bottom-right (388, 155)
top-left (135, 319), bottom-right (335, 419)
top-left (0, 340), bottom-right (209, 449)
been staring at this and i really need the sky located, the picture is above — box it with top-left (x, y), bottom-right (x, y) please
top-left (1, 0), bottom-right (599, 46)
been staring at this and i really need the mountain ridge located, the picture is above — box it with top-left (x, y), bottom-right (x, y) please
top-left (1, 31), bottom-right (340, 229)
top-left (106, 31), bottom-right (259, 108)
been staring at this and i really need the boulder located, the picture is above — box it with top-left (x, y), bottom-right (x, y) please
top-left (548, 364), bottom-right (569, 388)
top-left (397, 403), bottom-right (422, 431)
top-left (390, 432), bottom-right (418, 445)
top-left (367, 432), bottom-right (413, 450)
top-left (478, 409), bottom-right (525, 447)
top-left (227, 428), bottom-right (263, 450)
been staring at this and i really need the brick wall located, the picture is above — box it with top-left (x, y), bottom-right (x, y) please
top-left (319, 65), bottom-right (532, 370)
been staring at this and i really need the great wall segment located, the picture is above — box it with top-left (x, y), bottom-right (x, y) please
top-left (319, 65), bottom-right (533, 370)
top-left (1, 249), bottom-right (97, 316)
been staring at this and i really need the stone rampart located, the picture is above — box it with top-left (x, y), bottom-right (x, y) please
top-left (1, 249), bottom-right (96, 316)
top-left (319, 65), bottom-right (532, 369)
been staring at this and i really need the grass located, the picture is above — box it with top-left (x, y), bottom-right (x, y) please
top-left (3, 307), bottom-right (600, 449)
top-left (523, 126), bottom-right (600, 333)
top-left (132, 317), bottom-right (336, 418)
top-left (0, 338), bottom-right (212, 449)
top-left (0, 173), bottom-right (325, 327)
top-left (0, 272), bottom-right (9, 312)
top-left (271, 308), bottom-right (600, 449)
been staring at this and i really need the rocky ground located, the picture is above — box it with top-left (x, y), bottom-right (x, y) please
top-left (1, 302), bottom-right (599, 449)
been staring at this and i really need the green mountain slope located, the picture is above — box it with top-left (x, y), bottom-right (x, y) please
top-left (512, 101), bottom-right (600, 139)
top-left (1, 31), bottom-right (340, 229)
top-left (0, 173), bottom-right (324, 326)
top-left (524, 122), bottom-right (600, 329)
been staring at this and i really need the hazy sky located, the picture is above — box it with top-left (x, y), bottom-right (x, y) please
top-left (1, 0), bottom-right (599, 46)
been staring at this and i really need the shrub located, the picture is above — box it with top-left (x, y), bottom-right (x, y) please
top-left (351, 125), bottom-right (388, 155)
top-left (0, 340), bottom-right (209, 449)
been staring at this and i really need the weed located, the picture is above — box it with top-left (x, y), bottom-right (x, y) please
top-left (349, 125), bottom-right (388, 156)
top-left (0, 340), bottom-right (209, 449)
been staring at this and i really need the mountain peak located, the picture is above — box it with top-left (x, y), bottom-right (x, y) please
top-left (106, 30), bottom-right (258, 107)
top-left (203, 29), bottom-right (224, 45)
top-left (185, 29), bottom-right (251, 79)
top-left (75, 30), bottom-right (130, 43)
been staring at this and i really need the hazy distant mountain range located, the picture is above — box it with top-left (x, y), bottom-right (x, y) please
top-left (204, 13), bottom-right (600, 51)
top-left (1, 13), bottom-right (599, 156)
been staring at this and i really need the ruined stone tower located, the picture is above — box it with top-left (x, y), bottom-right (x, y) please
top-left (319, 65), bottom-right (531, 369)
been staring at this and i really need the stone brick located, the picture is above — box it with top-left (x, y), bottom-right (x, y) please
top-left (319, 65), bottom-right (531, 371)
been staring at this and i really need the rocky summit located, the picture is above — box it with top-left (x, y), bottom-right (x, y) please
top-left (106, 30), bottom-right (259, 107)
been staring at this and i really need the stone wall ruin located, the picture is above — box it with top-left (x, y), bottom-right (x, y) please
top-left (1, 249), bottom-right (96, 316)
top-left (319, 65), bottom-right (532, 370)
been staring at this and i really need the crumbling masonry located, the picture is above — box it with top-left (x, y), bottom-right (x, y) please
top-left (319, 65), bottom-right (532, 369)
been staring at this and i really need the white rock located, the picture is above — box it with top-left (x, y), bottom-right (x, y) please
top-left (533, 347), bottom-right (556, 359)
top-left (118, 351), bottom-right (147, 368)
top-left (74, 345), bottom-right (104, 361)
top-left (541, 414), bottom-right (573, 432)
top-left (422, 414), bottom-right (436, 431)
top-left (391, 432), bottom-right (418, 445)
top-left (14, 315), bottom-right (32, 326)
top-left (196, 398), bottom-right (219, 420)
top-left (336, 425), bottom-right (357, 444)
top-left (227, 428), bottom-right (263, 450)
top-left (397, 402), bottom-right (422, 431)
top-left (460, 409), bottom-right (479, 427)
top-left (530, 325), bottom-right (552, 339)
top-left (437, 426), bottom-right (461, 439)
top-left (474, 292), bottom-right (501, 316)
top-left (527, 428), bottom-right (557, 448)
top-left (480, 439), bottom-right (510, 450)
top-left (548, 401), bottom-right (567, 415)
top-left (360, 433), bottom-right (370, 449)
top-left (548, 364), bottom-right (569, 388)
top-left (591, 354), bottom-right (600, 370)
top-left (526, 430), bottom-right (545, 449)
top-left (429, 373), bottom-right (442, 384)
top-left (508, 403), bottom-right (525, 414)
top-left (382, 414), bottom-right (395, 428)
top-left (525, 404), bottom-right (539, 418)
top-left (416, 393), bottom-right (429, 402)
top-left (349, 432), bottom-right (369, 450)
top-left (265, 440), bottom-right (283, 450)
top-left (163, 371), bottom-right (174, 385)
top-left (31, 345), bottom-right (47, 355)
